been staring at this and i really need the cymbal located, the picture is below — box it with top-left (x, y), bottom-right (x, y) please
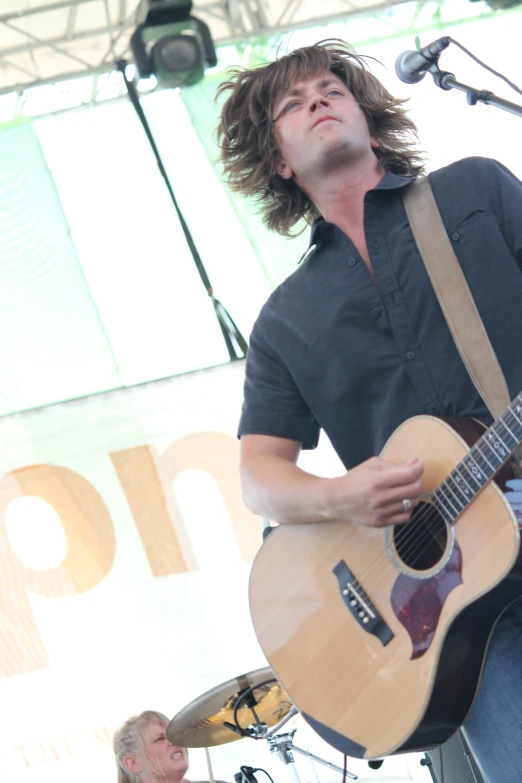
top-left (166, 666), bottom-right (293, 748)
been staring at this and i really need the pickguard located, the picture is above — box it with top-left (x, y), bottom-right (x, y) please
top-left (390, 542), bottom-right (463, 659)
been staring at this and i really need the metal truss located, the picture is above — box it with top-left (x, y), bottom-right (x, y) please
top-left (0, 0), bottom-right (517, 115)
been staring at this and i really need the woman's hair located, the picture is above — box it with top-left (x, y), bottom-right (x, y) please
top-left (216, 39), bottom-right (425, 236)
top-left (113, 710), bottom-right (185, 783)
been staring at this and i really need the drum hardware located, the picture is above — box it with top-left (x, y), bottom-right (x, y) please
top-left (267, 730), bottom-right (357, 783)
top-left (167, 666), bottom-right (293, 748)
top-left (223, 678), bottom-right (297, 741)
top-left (167, 666), bottom-right (358, 782)
top-left (222, 680), bottom-right (357, 779)
top-left (233, 764), bottom-right (272, 783)
top-left (234, 766), bottom-right (261, 783)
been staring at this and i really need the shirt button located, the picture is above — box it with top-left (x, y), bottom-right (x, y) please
top-left (348, 257), bottom-right (357, 266)
top-left (406, 351), bottom-right (415, 360)
top-left (373, 240), bottom-right (379, 250)
top-left (452, 232), bottom-right (460, 241)
top-left (372, 307), bottom-right (380, 316)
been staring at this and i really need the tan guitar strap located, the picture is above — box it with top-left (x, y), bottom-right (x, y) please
top-left (403, 177), bottom-right (521, 473)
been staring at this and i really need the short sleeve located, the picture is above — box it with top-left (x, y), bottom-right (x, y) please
top-left (238, 319), bottom-right (320, 449)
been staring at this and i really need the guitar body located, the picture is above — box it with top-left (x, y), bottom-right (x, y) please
top-left (248, 416), bottom-right (522, 759)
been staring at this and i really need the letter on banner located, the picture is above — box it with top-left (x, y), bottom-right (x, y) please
top-left (0, 464), bottom-right (116, 677)
top-left (111, 432), bottom-right (260, 575)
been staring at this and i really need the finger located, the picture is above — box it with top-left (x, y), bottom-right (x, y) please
top-left (374, 461), bottom-right (424, 489)
top-left (380, 499), bottom-right (420, 518)
top-left (372, 510), bottom-right (411, 528)
top-left (375, 479), bottom-right (423, 509)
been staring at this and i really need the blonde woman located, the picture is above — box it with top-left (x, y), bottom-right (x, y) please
top-left (113, 710), bottom-right (191, 783)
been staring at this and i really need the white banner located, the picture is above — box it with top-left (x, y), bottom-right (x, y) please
top-left (0, 361), bottom-right (428, 783)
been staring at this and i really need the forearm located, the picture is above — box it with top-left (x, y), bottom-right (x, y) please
top-left (241, 452), bottom-right (333, 525)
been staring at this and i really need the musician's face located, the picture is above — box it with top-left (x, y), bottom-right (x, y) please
top-left (272, 71), bottom-right (378, 183)
top-left (125, 720), bottom-right (189, 782)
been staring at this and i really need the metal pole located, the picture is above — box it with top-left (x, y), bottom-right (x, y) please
top-left (291, 744), bottom-right (357, 780)
top-left (432, 71), bottom-right (522, 118)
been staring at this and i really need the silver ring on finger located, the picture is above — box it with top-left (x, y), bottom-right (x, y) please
top-left (402, 498), bottom-right (411, 512)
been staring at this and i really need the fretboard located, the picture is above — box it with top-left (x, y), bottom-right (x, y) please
top-left (432, 393), bottom-right (522, 524)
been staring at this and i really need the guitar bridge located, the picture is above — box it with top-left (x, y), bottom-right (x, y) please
top-left (333, 560), bottom-right (394, 646)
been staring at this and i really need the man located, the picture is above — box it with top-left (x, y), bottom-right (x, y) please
top-left (217, 40), bottom-right (522, 782)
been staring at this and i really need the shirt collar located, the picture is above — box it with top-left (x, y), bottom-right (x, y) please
top-left (370, 170), bottom-right (415, 191)
top-left (307, 171), bottom-right (415, 249)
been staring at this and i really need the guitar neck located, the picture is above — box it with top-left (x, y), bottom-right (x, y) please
top-left (432, 393), bottom-right (522, 524)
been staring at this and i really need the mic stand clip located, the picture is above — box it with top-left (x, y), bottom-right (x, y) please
top-left (267, 731), bottom-right (358, 781)
top-left (429, 66), bottom-right (522, 118)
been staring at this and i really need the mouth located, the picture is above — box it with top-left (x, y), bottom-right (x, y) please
top-left (171, 751), bottom-right (184, 760)
top-left (311, 116), bottom-right (338, 129)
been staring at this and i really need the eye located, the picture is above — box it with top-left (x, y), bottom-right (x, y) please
top-left (284, 100), bottom-right (301, 112)
top-left (327, 89), bottom-right (343, 97)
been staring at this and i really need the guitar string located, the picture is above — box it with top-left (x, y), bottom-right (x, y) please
top-left (392, 402), bottom-right (522, 570)
top-left (387, 404), bottom-right (522, 573)
top-left (348, 426), bottom-right (510, 600)
top-left (386, 443), bottom-right (488, 569)
top-left (328, 403), bottom-right (522, 692)
top-left (347, 499), bottom-right (446, 606)
top-left (348, 404), bottom-right (522, 608)
top-left (346, 401), bottom-right (522, 603)
top-left (343, 442), bottom-right (475, 589)
top-left (381, 405), bottom-right (521, 568)
top-left (346, 454), bottom-right (477, 596)
top-left (302, 407), bottom-right (522, 717)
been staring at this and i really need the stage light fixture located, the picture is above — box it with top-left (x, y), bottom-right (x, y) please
top-left (131, 0), bottom-right (217, 88)
top-left (468, 0), bottom-right (522, 9)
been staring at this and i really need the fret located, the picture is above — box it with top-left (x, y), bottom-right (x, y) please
top-left (439, 482), bottom-right (461, 517)
top-left (473, 439), bottom-right (499, 472)
top-left (444, 473), bottom-right (468, 510)
top-left (470, 443), bottom-right (496, 477)
top-left (429, 395), bottom-right (522, 529)
top-left (432, 490), bottom-right (455, 524)
top-left (460, 453), bottom-right (487, 490)
top-left (504, 408), bottom-right (522, 442)
top-left (451, 465), bottom-right (474, 500)
top-left (493, 418), bottom-right (519, 452)
top-left (510, 400), bottom-right (522, 427)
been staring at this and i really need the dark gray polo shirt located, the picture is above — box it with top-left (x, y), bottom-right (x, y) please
top-left (238, 156), bottom-right (522, 470)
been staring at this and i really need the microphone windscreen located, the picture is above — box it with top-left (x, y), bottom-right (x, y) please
top-left (394, 51), bottom-right (425, 84)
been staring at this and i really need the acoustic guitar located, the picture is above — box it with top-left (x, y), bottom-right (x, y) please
top-left (248, 404), bottom-right (522, 760)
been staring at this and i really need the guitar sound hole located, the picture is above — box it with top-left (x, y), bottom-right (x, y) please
top-left (393, 501), bottom-right (448, 571)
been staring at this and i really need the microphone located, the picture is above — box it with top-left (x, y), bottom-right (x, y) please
top-left (395, 37), bottom-right (451, 84)
top-left (234, 767), bottom-right (259, 783)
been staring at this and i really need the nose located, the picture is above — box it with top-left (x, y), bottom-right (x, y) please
top-left (309, 94), bottom-right (330, 113)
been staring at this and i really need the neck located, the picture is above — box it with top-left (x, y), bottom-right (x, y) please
top-left (301, 155), bottom-right (383, 236)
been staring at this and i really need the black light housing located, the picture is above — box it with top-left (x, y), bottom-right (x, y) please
top-left (131, 0), bottom-right (217, 88)
top-left (468, 0), bottom-right (522, 9)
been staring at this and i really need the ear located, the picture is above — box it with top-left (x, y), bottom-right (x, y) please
top-left (370, 136), bottom-right (379, 150)
top-left (124, 755), bottom-right (142, 773)
top-left (274, 157), bottom-right (294, 180)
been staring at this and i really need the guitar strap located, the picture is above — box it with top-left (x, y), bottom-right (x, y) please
top-left (402, 176), bottom-right (522, 476)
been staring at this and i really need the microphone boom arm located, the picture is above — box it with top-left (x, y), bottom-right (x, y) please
top-left (430, 67), bottom-right (522, 118)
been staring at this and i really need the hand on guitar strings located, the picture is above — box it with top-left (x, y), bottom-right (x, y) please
top-left (324, 456), bottom-right (424, 528)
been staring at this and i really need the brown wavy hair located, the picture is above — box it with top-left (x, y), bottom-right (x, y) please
top-left (216, 39), bottom-right (425, 236)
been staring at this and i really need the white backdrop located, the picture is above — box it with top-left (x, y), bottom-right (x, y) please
top-left (0, 361), bottom-right (430, 783)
